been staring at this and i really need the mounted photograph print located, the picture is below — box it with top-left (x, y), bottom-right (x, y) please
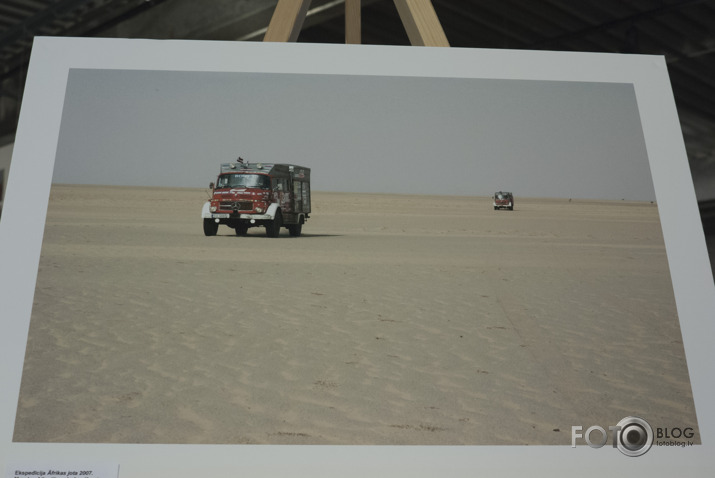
top-left (0, 37), bottom-right (713, 477)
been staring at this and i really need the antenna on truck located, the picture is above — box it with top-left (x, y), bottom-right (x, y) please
top-left (236, 156), bottom-right (250, 169)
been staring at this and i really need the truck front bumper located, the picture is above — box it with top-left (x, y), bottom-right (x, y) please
top-left (207, 212), bottom-right (273, 221)
top-left (239, 213), bottom-right (272, 220)
top-left (202, 201), bottom-right (277, 222)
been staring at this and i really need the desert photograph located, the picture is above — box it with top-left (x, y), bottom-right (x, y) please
top-left (11, 68), bottom-right (699, 445)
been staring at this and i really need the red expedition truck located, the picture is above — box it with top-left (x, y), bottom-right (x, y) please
top-left (202, 159), bottom-right (311, 237)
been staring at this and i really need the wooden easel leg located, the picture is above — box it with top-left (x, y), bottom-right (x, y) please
top-left (346, 0), bottom-right (361, 44)
top-left (393, 0), bottom-right (449, 47)
top-left (263, 0), bottom-right (312, 42)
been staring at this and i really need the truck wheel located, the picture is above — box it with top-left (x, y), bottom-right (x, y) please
top-left (288, 222), bottom-right (303, 237)
top-left (266, 210), bottom-right (282, 237)
top-left (235, 224), bottom-right (248, 236)
top-left (203, 218), bottom-right (218, 236)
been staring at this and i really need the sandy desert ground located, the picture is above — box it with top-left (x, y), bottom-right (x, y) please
top-left (13, 184), bottom-right (699, 445)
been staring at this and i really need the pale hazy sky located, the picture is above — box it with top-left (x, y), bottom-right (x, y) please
top-left (53, 68), bottom-right (655, 200)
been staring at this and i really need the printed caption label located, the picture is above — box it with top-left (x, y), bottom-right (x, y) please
top-left (6, 464), bottom-right (119, 478)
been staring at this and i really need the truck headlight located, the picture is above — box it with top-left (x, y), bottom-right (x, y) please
top-left (210, 206), bottom-right (217, 212)
top-left (255, 207), bottom-right (263, 213)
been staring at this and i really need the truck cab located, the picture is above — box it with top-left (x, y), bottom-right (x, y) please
top-left (202, 160), bottom-right (311, 237)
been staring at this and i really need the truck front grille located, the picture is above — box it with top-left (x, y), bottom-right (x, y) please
top-left (219, 200), bottom-right (252, 211)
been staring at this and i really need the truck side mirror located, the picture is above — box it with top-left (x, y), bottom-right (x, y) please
top-left (209, 182), bottom-right (215, 189)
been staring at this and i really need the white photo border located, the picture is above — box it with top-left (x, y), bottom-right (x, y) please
top-left (1, 37), bottom-right (714, 477)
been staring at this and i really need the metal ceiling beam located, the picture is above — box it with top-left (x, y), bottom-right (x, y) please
top-left (0, 0), bottom-right (100, 46)
top-left (530, 0), bottom-right (709, 50)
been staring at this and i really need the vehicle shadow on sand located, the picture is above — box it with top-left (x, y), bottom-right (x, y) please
top-left (215, 232), bottom-right (344, 239)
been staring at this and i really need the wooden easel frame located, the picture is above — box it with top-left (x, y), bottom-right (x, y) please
top-left (263, 0), bottom-right (449, 47)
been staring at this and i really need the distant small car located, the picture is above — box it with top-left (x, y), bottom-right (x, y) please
top-left (493, 191), bottom-right (514, 210)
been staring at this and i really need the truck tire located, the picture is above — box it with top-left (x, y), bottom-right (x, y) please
top-left (203, 218), bottom-right (218, 236)
top-left (288, 222), bottom-right (303, 237)
top-left (266, 210), bottom-right (282, 237)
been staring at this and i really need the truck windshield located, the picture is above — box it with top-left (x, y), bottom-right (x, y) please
top-left (216, 173), bottom-right (270, 189)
